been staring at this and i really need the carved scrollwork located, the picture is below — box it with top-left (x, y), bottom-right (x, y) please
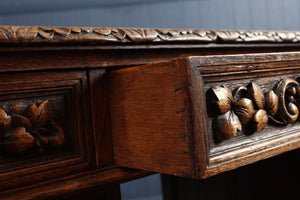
top-left (273, 78), bottom-right (299, 124)
top-left (207, 78), bottom-right (300, 142)
top-left (0, 100), bottom-right (64, 155)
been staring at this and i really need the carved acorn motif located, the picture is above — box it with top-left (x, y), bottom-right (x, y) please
top-left (2, 127), bottom-right (35, 154)
top-left (265, 90), bottom-right (279, 115)
top-left (252, 109), bottom-right (268, 132)
top-left (215, 110), bottom-right (242, 140)
top-left (247, 82), bottom-right (265, 109)
top-left (233, 98), bottom-right (255, 124)
top-left (287, 102), bottom-right (298, 116)
top-left (27, 101), bottom-right (52, 127)
top-left (207, 85), bottom-right (233, 114)
top-left (0, 109), bottom-right (11, 130)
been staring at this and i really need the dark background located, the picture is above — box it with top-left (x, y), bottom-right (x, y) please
top-left (1, 0), bottom-right (300, 199)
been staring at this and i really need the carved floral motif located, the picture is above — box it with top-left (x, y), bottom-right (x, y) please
top-left (0, 100), bottom-right (64, 154)
top-left (207, 78), bottom-right (300, 142)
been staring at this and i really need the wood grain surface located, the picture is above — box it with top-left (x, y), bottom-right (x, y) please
top-left (1, 167), bottom-right (149, 200)
top-left (88, 69), bottom-right (114, 168)
top-left (108, 59), bottom-right (197, 178)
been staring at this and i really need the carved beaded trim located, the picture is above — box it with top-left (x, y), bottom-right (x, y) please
top-left (207, 78), bottom-right (300, 142)
top-left (1, 26), bottom-right (300, 44)
top-left (0, 100), bottom-right (64, 155)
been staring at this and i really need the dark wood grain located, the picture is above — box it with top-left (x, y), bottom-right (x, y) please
top-left (2, 48), bottom-right (300, 74)
top-left (1, 168), bottom-right (149, 200)
top-left (88, 69), bottom-right (114, 168)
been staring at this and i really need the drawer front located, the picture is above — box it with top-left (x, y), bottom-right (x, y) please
top-left (189, 52), bottom-right (300, 178)
top-left (109, 51), bottom-right (300, 179)
top-left (0, 70), bottom-right (94, 192)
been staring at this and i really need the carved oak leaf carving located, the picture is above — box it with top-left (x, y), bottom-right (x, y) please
top-left (216, 31), bottom-right (240, 42)
top-left (10, 27), bottom-right (39, 41)
top-left (51, 28), bottom-right (72, 36)
top-left (34, 27), bottom-right (55, 40)
top-left (11, 114), bottom-right (32, 130)
top-left (208, 81), bottom-right (272, 141)
top-left (0, 109), bottom-right (11, 130)
top-left (32, 129), bottom-right (49, 145)
top-left (247, 82), bottom-right (265, 109)
top-left (252, 109), bottom-right (268, 132)
top-left (208, 78), bottom-right (300, 143)
top-left (3, 26), bottom-right (300, 44)
top-left (93, 28), bottom-right (112, 35)
top-left (27, 101), bottom-right (52, 127)
top-left (208, 85), bottom-right (233, 114)
top-left (215, 111), bottom-right (242, 140)
top-left (2, 127), bottom-right (35, 154)
top-left (194, 30), bottom-right (217, 41)
top-left (265, 90), bottom-right (279, 115)
top-left (0, 100), bottom-right (66, 155)
top-left (233, 98), bottom-right (255, 124)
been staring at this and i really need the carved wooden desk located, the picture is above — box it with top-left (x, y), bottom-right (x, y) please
top-left (1, 26), bottom-right (300, 199)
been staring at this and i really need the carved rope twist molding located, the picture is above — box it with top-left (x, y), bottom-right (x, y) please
top-left (1, 26), bottom-right (300, 44)
top-left (0, 100), bottom-right (65, 155)
top-left (207, 78), bottom-right (300, 142)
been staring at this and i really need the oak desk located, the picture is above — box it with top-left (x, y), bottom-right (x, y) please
top-left (1, 26), bottom-right (300, 199)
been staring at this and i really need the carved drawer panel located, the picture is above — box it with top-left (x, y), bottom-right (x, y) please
top-left (109, 51), bottom-right (300, 179)
top-left (0, 70), bottom-right (94, 192)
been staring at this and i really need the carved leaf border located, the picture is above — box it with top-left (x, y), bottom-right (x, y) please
top-left (1, 26), bottom-right (300, 44)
